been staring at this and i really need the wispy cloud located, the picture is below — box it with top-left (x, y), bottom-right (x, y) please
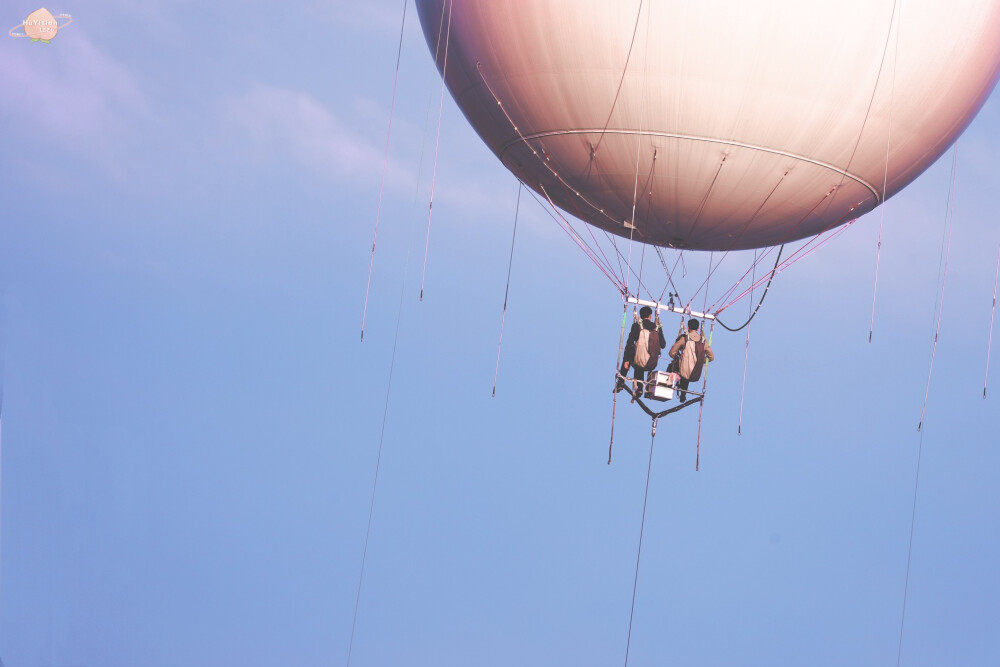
top-left (309, 0), bottom-right (405, 33)
top-left (0, 29), bottom-right (148, 175)
top-left (223, 84), bottom-right (415, 191)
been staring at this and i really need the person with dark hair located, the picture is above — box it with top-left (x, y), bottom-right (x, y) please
top-left (668, 318), bottom-right (715, 402)
top-left (615, 305), bottom-right (666, 398)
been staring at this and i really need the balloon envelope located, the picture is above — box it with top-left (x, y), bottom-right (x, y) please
top-left (417, 0), bottom-right (1000, 250)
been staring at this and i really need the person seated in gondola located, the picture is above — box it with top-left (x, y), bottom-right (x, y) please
top-left (668, 318), bottom-right (715, 402)
top-left (615, 306), bottom-right (665, 398)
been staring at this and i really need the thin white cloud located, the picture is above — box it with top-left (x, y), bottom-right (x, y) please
top-left (0, 30), bottom-right (147, 171)
top-left (224, 84), bottom-right (416, 191)
top-left (310, 0), bottom-right (404, 33)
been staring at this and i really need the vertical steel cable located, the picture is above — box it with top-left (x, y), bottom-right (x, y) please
top-left (899, 144), bottom-right (959, 666)
top-left (419, 0), bottom-right (454, 302)
top-left (361, 0), bottom-right (409, 342)
top-left (492, 182), bottom-right (523, 397)
top-left (623, 0), bottom-right (652, 299)
top-left (918, 145), bottom-right (959, 432)
top-left (608, 303), bottom-right (630, 465)
top-left (738, 251), bottom-right (757, 435)
top-left (624, 422), bottom-right (658, 666)
top-left (985, 245), bottom-right (1000, 398)
top-left (695, 320), bottom-right (714, 471)
top-left (348, 265), bottom-right (409, 667)
top-left (896, 426), bottom-right (926, 667)
top-left (869, 0), bottom-right (902, 343)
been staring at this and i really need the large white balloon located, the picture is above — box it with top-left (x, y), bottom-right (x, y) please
top-left (416, 0), bottom-right (1000, 251)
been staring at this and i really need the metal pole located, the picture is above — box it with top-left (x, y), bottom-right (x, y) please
top-left (626, 296), bottom-right (716, 321)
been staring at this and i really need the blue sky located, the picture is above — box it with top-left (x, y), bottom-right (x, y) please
top-left (1, 2), bottom-right (999, 665)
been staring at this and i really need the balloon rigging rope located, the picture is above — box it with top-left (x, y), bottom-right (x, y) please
top-left (984, 244), bottom-right (1000, 398)
top-left (581, 210), bottom-right (627, 286)
top-left (606, 229), bottom-right (629, 286)
top-left (350, 4), bottom-right (432, 654)
top-left (828, 0), bottom-right (900, 221)
top-left (348, 200), bottom-right (421, 667)
top-left (593, 0), bottom-right (645, 156)
top-left (716, 0), bottom-right (900, 317)
top-left (899, 144), bottom-right (957, 666)
top-left (895, 426), bottom-right (926, 667)
top-left (869, 0), bottom-right (902, 343)
top-left (634, 155), bottom-right (657, 291)
top-left (546, 137), bottom-right (624, 282)
top-left (711, 248), bottom-right (776, 316)
top-left (361, 0), bottom-right (409, 342)
top-left (348, 257), bottom-right (411, 664)
top-left (477, 0), bottom-right (898, 317)
top-left (419, 0), bottom-right (455, 302)
top-left (710, 246), bottom-right (777, 311)
top-left (533, 185), bottom-right (629, 292)
top-left (583, 149), bottom-right (632, 284)
top-left (608, 302), bottom-right (630, 465)
top-left (695, 320), bottom-right (714, 470)
top-left (737, 251), bottom-right (758, 435)
top-left (716, 219), bottom-right (855, 316)
top-left (661, 167), bottom-right (814, 329)
top-left (347, 283), bottom-right (405, 667)
top-left (685, 170), bottom-right (788, 310)
top-left (624, 0), bottom-right (653, 300)
top-left (492, 182), bottom-right (523, 397)
top-left (918, 145), bottom-right (958, 433)
top-left (475, 62), bottom-right (643, 280)
top-left (682, 155), bottom-right (727, 249)
top-left (624, 425), bottom-right (657, 667)
top-left (656, 247), bottom-right (685, 304)
top-left (477, 0), bottom-right (881, 317)
top-left (533, 182), bottom-right (661, 298)
top-left (713, 188), bottom-right (857, 315)
top-left (714, 200), bottom-right (836, 312)
top-left (701, 252), bottom-right (713, 315)
top-left (715, 245), bottom-right (783, 332)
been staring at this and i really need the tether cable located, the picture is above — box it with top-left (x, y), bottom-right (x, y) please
top-left (593, 0), bottom-right (645, 156)
top-left (419, 0), bottom-right (454, 302)
top-left (348, 276), bottom-right (407, 667)
top-left (737, 251), bottom-right (757, 435)
top-left (984, 243), bottom-right (999, 398)
top-left (896, 426), bottom-right (926, 667)
top-left (869, 1), bottom-right (903, 343)
top-left (492, 182), bottom-right (522, 397)
top-left (624, 421), bottom-right (658, 666)
top-left (918, 145), bottom-right (958, 432)
top-left (361, 0), bottom-right (409, 342)
top-left (899, 143), bottom-right (959, 667)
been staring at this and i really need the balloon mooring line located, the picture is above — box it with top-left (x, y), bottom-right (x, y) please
top-left (900, 141), bottom-right (958, 667)
top-left (419, 0), bottom-right (454, 302)
top-left (624, 419), bottom-right (657, 667)
top-left (492, 182), bottom-right (522, 397)
top-left (985, 244), bottom-right (1000, 398)
top-left (896, 426), bottom-right (926, 667)
top-left (737, 250), bottom-right (758, 435)
top-left (917, 144), bottom-right (958, 433)
top-left (869, 0), bottom-right (903, 344)
top-left (360, 0), bottom-right (408, 343)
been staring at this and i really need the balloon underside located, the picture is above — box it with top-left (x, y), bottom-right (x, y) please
top-left (416, 0), bottom-right (1000, 250)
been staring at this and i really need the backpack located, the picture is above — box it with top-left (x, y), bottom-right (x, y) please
top-left (688, 339), bottom-right (707, 382)
top-left (633, 326), bottom-right (661, 371)
top-left (677, 334), bottom-right (708, 381)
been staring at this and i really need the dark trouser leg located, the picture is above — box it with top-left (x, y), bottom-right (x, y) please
top-left (678, 377), bottom-right (690, 402)
top-left (633, 367), bottom-right (647, 398)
